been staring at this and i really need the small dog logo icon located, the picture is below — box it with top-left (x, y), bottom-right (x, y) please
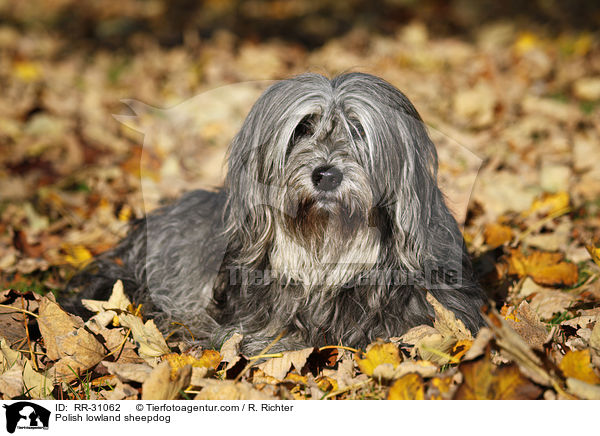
top-left (3, 402), bottom-right (50, 433)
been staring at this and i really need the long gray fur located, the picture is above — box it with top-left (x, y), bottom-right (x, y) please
top-left (65, 72), bottom-right (485, 354)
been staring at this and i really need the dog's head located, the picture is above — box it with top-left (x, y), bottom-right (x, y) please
top-left (225, 73), bottom-right (444, 287)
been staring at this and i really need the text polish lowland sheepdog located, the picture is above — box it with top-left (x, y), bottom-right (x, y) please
top-left (66, 72), bottom-right (486, 353)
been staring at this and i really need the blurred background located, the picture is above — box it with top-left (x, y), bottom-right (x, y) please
top-left (1, 0), bottom-right (599, 301)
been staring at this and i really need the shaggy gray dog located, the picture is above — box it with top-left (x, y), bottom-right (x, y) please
top-left (65, 72), bottom-right (485, 354)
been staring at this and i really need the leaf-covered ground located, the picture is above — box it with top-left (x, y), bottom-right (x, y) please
top-left (1, 1), bottom-right (600, 400)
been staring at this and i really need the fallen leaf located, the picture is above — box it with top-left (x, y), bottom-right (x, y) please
top-left (220, 333), bottom-right (244, 370)
top-left (454, 352), bottom-right (542, 399)
top-left (52, 326), bottom-right (106, 382)
top-left (559, 349), bottom-right (600, 385)
top-left (36, 296), bottom-right (83, 361)
top-left (355, 343), bottom-right (402, 378)
top-left (451, 340), bottom-right (473, 361)
top-left (258, 347), bottom-right (315, 380)
top-left (586, 244), bottom-right (600, 267)
top-left (118, 313), bottom-right (170, 363)
top-left (141, 360), bottom-right (191, 400)
top-left (507, 249), bottom-right (578, 287)
top-left (427, 293), bottom-right (473, 341)
top-left (505, 301), bottom-right (548, 350)
top-left (388, 373), bottom-right (425, 400)
top-left (522, 191), bottom-right (570, 218)
top-left (529, 289), bottom-right (574, 319)
top-left (392, 360), bottom-right (438, 379)
top-left (102, 361), bottom-right (153, 384)
top-left (462, 328), bottom-right (494, 361)
top-left (194, 379), bottom-right (273, 400)
top-left (566, 377), bottom-right (600, 399)
top-left (81, 280), bottom-right (132, 314)
top-left (163, 350), bottom-right (221, 379)
top-left (484, 310), bottom-right (554, 387)
top-left (0, 364), bottom-right (25, 398)
top-left (590, 316), bottom-right (600, 351)
top-left (484, 223), bottom-right (513, 248)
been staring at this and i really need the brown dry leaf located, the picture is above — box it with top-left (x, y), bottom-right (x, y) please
top-left (506, 249), bottom-right (578, 287)
top-left (118, 313), bottom-right (170, 363)
top-left (220, 333), bottom-right (243, 370)
top-left (22, 360), bottom-right (54, 399)
top-left (0, 305), bottom-right (27, 344)
top-left (454, 352), bottom-right (542, 399)
top-left (102, 362), bottom-right (153, 384)
top-left (355, 342), bottom-right (402, 377)
top-left (37, 298), bottom-right (105, 381)
top-left (0, 364), bottom-right (25, 398)
top-left (484, 223), bottom-right (513, 248)
top-left (529, 288), bottom-right (575, 319)
top-left (194, 379), bottom-right (274, 400)
top-left (141, 360), bottom-right (191, 400)
top-left (97, 328), bottom-right (144, 364)
top-left (559, 349), bottom-right (600, 385)
top-left (399, 294), bottom-right (474, 365)
top-left (257, 347), bottom-right (315, 380)
top-left (463, 327), bottom-right (494, 361)
top-left (566, 377), bottom-right (600, 400)
top-left (52, 326), bottom-right (106, 382)
top-left (388, 373), bottom-right (425, 400)
top-left (427, 293), bottom-right (473, 341)
top-left (590, 316), bottom-right (600, 351)
top-left (505, 301), bottom-right (548, 350)
top-left (392, 360), bottom-right (438, 379)
top-left (484, 310), bottom-right (554, 387)
top-left (81, 279), bottom-right (132, 314)
top-left (400, 325), bottom-right (439, 345)
top-left (99, 379), bottom-right (139, 400)
top-left (37, 296), bottom-right (83, 360)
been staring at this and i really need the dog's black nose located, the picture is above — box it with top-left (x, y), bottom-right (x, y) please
top-left (311, 165), bottom-right (343, 191)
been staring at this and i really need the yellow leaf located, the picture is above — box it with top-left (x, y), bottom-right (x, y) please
top-left (559, 350), bottom-right (600, 385)
top-left (118, 204), bottom-right (133, 222)
top-left (355, 343), bottom-right (402, 377)
top-left (514, 32), bottom-right (540, 55)
top-left (164, 350), bottom-right (222, 380)
top-left (315, 376), bottom-right (338, 392)
top-left (454, 354), bottom-right (542, 399)
top-left (284, 372), bottom-right (307, 385)
top-left (484, 223), bottom-right (512, 248)
top-left (451, 340), bottom-right (473, 361)
top-left (388, 373), bottom-right (425, 400)
top-left (13, 60), bottom-right (41, 82)
top-left (62, 244), bottom-right (93, 268)
top-left (522, 192), bottom-right (570, 218)
top-left (507, 249), bottom-right (578, 287)
top-left (430, 376), bottom-right (454, 400)
top-left (585, 244), bottom-right (600, 268)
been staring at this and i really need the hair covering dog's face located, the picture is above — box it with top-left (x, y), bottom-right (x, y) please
top-left (226, 73), bottom-right (441, 289)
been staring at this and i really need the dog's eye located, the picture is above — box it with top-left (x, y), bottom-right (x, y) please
top-left (350, 120), bottom-right (366, 141)
top-left (287, 115), bottom-right (316, 156)
top-left (292, 115), bottom-right (315, 141)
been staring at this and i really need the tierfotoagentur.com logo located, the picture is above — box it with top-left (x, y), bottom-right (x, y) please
top-left (3, 402), bottom-right (50, 433)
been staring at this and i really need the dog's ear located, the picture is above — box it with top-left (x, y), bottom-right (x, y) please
top-left (224, 107), bottom-right (276, 265)
top-left (388, 110), bottom-right (441, 272)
